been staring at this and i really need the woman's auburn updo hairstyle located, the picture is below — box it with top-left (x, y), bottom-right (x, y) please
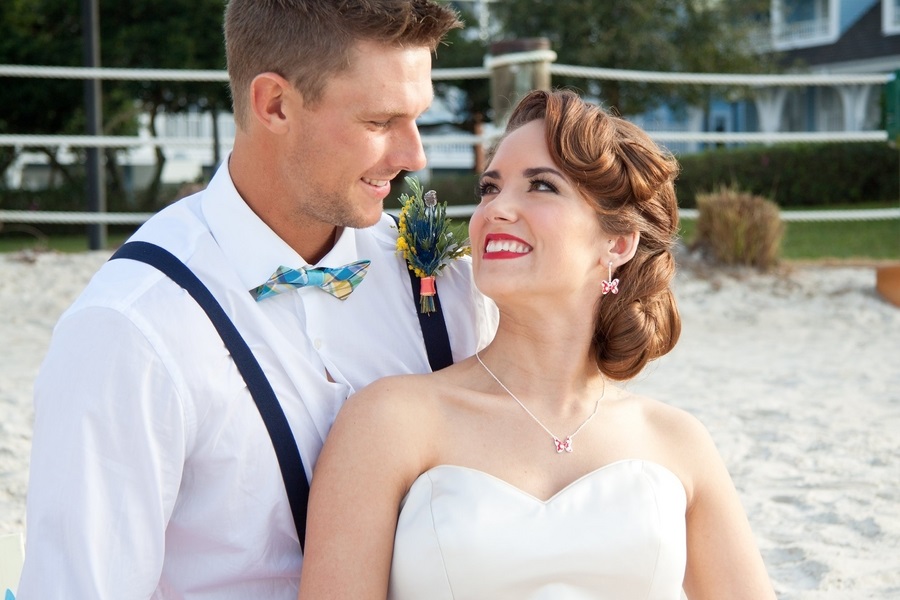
top-left (504, 89), bottom-right (682, 380)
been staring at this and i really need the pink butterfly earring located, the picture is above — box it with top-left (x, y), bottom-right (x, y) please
top-left (601, 261), bottom-right (619, 295)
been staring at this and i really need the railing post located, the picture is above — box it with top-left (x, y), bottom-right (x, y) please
top-left (486, 38), bottom-right (556, 128)
top-left (82, 0), bottom-right (107, 250)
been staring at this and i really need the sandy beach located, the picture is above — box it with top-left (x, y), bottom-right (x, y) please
top-left (1, 248), bottom-right (898, 599)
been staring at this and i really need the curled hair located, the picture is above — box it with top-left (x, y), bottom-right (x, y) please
top-left (505, 89), bottom-right (682, 380)
top-left (224, 0), bottom-right (462, 128)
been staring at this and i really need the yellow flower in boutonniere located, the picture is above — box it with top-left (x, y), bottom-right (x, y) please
top-left (395, 176), bottom-right (470, 314)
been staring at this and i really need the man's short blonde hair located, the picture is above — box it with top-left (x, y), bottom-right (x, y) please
top-left (224, 0), bottom-right (462, 128)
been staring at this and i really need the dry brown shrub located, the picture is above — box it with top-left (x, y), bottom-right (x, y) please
top-left (693, 185), bottom-right (784, 269)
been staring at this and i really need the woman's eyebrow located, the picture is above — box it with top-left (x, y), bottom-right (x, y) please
top-left (523, 166), bottom-right (564, 178)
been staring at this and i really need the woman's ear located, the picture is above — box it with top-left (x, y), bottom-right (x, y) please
top-left (606, 231), bottom-right (640, 268)
top-left (248, 72), bottom-right (292, 134)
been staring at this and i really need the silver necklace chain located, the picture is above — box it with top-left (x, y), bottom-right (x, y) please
top-left (475, 352), bottom-right (604, 454)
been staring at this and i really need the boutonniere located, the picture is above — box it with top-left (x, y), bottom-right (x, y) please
top-left (395, 176), bottom-right (470, 314)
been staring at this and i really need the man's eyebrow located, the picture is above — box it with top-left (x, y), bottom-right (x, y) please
top-left (366, 110), bottom-right (406, 119)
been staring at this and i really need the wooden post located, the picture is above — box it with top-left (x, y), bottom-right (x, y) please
top-left (487, 38), bottom-right (555, 128)
top-left (472, 113), bottom-right (485, 173)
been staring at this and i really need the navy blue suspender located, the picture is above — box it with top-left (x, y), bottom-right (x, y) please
top-left (111, 241), bottom-right (312, 550)
top-left (110, 237), bottom-right (452, 550)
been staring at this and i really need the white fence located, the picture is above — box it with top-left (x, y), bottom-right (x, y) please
top-left (1, 61), bottom-right (898, 224)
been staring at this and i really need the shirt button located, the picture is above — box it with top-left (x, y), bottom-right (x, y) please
top-left (314, 339), bottom-right (323, 350)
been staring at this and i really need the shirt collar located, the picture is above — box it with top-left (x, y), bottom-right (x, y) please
top-left (201, 154), bottom-right (361, 292)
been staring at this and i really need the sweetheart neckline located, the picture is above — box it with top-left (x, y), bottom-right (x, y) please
top-left (412, 459), bottom-right (686, 505)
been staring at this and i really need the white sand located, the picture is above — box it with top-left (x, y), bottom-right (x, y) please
top-left (1, 249), bottom-right (898, 599)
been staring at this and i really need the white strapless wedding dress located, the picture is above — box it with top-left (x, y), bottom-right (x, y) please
top-left (388, 459), bottom-right (687, 600)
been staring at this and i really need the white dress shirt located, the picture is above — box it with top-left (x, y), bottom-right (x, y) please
top-left (18, 159), bottom-right (497, 600)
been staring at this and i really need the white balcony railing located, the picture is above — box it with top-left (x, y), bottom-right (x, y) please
top-left (774, 18), bottom-right (831, 45)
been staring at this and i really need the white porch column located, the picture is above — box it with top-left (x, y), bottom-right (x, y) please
top-left (753, 87), bottom-right (789, 137)
top-left (836, 84), bottom-right (874, 131)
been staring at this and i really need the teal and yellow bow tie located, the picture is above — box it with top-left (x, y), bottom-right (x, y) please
top-left (250, 260), bottom-right (371, 301)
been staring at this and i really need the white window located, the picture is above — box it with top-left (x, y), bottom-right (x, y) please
top-left (772, 0), bottom-right (838, 49)
top-left (884, 0), bottom-right (900, 35)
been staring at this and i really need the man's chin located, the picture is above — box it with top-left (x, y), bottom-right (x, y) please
top-left (343, 206), bottom-right (385, 230)
top-left (361, 209), bottom-right (386, 229)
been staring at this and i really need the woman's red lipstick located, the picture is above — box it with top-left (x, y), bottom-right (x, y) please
top-left (483, 233), bottom-right (533, 259)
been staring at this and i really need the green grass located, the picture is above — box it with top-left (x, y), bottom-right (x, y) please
top-left (679, 202), bottom-right (900, 261)
top-left (779, 219), bottom-right (900, 260)
top-left (0, 230), bottom-right (134, 253)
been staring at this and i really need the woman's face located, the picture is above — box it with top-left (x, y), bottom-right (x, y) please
top-left (469, 119), bottom-right (609, 304)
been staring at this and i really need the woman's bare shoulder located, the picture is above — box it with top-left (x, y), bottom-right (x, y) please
top-left (608, 389), bottom-right (723, 500)
top-left (340, 371), bottom-right (449, 422)
top-left (608, 389), bottom-right (711, 443)
top-left (328, 370), bottom-right (463, 461)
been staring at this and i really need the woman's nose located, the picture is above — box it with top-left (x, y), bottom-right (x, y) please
top-left (479, 190), bottom-right (517, 223)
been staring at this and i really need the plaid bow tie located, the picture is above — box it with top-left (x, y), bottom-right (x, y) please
top-left (250, 260), bottom-right (371, 301)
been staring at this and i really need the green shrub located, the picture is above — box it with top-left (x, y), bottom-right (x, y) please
top-left (393, 172), bottom-right (479, 209)
top-left (693, 185), bottom-right (785, 269)
top-left (0, 176), bottom-right (199, 237)
top-left (426, 172), bottom-right (480, 207)
top-left (676, 142), bottom-right (899, 208)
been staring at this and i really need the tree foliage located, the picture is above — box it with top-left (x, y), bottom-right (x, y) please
top-left (99, 0), bottom-right (228, 206)
top-left (1, 0), bottom-right (228, 205)
top-left (433, 5), bottom-right (491, 129)
top-left (490, 0), bottom-right (777, 115)
top-left (0, 0), bottom-right (95, 185)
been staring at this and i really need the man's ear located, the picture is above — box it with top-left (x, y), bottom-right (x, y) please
top-left (605, 231), bottom-right (640, 269)
top-left (248, 72), bottom-right (293, 134)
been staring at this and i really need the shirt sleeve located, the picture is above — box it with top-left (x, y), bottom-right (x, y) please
top-left (18, 306), bottom-right (187, 600)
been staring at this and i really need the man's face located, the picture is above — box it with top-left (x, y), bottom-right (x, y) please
top-left (281, 40), bottom-right (433, 230)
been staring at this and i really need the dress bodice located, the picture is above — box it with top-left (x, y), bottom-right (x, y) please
top-left (388, 459), bottom-right (687, 600)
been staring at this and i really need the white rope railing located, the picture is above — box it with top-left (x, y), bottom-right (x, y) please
top-left (0, 64), bottom-right (229, 81)
top-left (0, 210), bottom-right (153, 225)
top-left (0, 63), bottom-right (491, 82)
top-left (1, 129), bottom-right (886, 150)
top-left (677, 207), bottom-right (900, 222)
top-left (549, 64), bottom-right (892, 86)
top-left (3, 206), bottom-right (898, 225)
top-left (431, 66), bottom-right (490, 80)
top-left (6, 62), bottom-right (889, 86)
top-left (649, 131), bottom-right (887, 143)
top-left (778, 207), bottom-right (900, 222)
top-left (0, 133), bottom-right (504, 149)
top-left (0, 134), bottom-right (187, 148)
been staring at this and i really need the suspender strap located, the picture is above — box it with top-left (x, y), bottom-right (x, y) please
top-left (411, 278), bottom-right (454, 371)
top-left (390, 214), bottom-right (454, 371)
top-left (110, 241), bottom-right (311, 551)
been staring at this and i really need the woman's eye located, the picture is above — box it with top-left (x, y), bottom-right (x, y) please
top-left (477, 181), bottom-right (498, 197)
top-left (530, 178), bottom-right (558, 193)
